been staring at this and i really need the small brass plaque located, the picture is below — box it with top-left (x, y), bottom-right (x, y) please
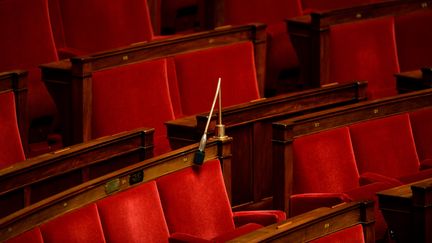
top-left (105, 178), bottom-right (120, 194)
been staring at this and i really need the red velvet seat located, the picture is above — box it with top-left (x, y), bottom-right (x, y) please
top-left (173, 42), bottom-right (260, 115)
top-left (96, 181), bottom-right (170, 243)
top-left (50, 0), bottom-right (155, 55)
top-left (223, 0), bottom-right (303, 94)
top-left (310, 224), bottom-right (365, 243)
top-left (156, 159), bottom-right (286, 242)
top-left (0, 91), bottom-right (26, 169)
top-left (328, 17), bottom-right (400, 99)
top-left (410, 108), bottom-right (432, 166)
top-left (349, 114), bottom-right (432, 184)
top-left (395, 10), bottom-right (432, 71)
top-left (91, 58), bottom-right (176, 155)
top-left (6, 228), bottom-right (44, 243)
top-left (40, 204), bottom-right (106, 242)
top-left (291, 127), bottom-right (397, 239)
top-left (0, 0), bottom-right (61, 156)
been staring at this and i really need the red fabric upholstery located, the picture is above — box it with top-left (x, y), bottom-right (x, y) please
top-left (329, 17), bottom-right (399, 99)
top-left (97, 181), bottom-right (170, 243)
top-left (6, 228), bottom-right (43, 243)
top-left (211, 223), bottom-right (262, 242)
top-left (233, 210), bottom-right (286, 227)
top-left (292, 127), bottom-right (360, 194)
top-left (223, 0), bottom-right (302, 93)
top-left (173, 42), bottom-right (260, 115)
top-left (398, 169), bottom-right (432, 184)
top-left (349, 114), bottom-right (420, 179)
top-left (290, 193), bottom-right (352, 216)
top-left (91, 58), bottom-right (175, 155)
top-left (410, 108), bottom-right (432, 163)
top-left (359, 172), bottom-right (403, 186)
top-left (40, 204), bottom-right (106, 242)
top-left (55, 0), bottom-right (154, 54)
top-left (310, 224), bottom-right (365, 243)
top-left (156, 159), bottom-right (235, 239)
top-left (395, 10), bottom-right (432, 71)
top-left (0, 92), bottom-right (25, 169)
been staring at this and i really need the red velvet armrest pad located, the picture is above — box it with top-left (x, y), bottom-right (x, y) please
top-left (398, 168), bottom-right (432, 184)
top-left (169, 223), bottom-right (262, 243)
top-left (233, 210), bottom-right (286, 227)
top-left (290, 193), bottom-right (352, 217)
top-left (420, 159), bottom-right (432, 170)
top-left (359, 172), bottom-right (403, 186)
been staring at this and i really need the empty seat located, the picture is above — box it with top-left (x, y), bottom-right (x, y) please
top-left (50, 0), bottom-right (155, 55)
top-left (349, 114), bottom-right (432, 183)
top-left (40, 204), bottom-right (106, 242)
top-left (291, 127), bottom-right (396, 239)
top-left (0, 0), bottom-right (61, 156)
top-left (97, 181), bottom-right (170, 242)
top-left (91, 58), bottom-right (175, 155)
top-left (173, 42), bottom-right (260, 115)
top-left (223, 0), bottom-right (303, 94)
top-left (6, 228), bottom-right (44, 243)
top-left (156, 159), bottom-right (285, 241)
top-left (395, 10), bottom-right (432, 71)
top-left (328, 17), bottom-right (400, 99)
top-left (0, 91), bottom-right (25, 169)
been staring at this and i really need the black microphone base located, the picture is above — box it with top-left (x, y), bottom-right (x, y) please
top-left (194, 150), bottom-right (205, 165)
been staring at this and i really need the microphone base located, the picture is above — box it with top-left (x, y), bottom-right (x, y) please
top-left (215, 124), bottom-right (229, 140)
top-left (194, 150), bottom-right (205, 165)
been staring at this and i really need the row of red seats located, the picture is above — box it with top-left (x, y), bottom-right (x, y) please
top-left (6, 159), bottom-right (285, 242)
top-left (284, 107), bottom-right (432, 239)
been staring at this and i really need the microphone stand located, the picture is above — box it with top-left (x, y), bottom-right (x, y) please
top-left (194, 78), bottom-right (221, 165)
top-left (215, 78), bottom-right (228, 140)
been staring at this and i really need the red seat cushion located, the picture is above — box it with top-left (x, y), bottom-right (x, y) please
top-left (174, 42), bottom-right (260, 115)
top-left (329, 17), bottom-right (399, 99)
top-left (55, 0), bottom-right (154, 54)
top-left (40, 204), bottom-right (106, 242)
top-left (156, 159), bottom-right (235, 239)
top-left (91, 58), bottom-right (175, 155)
top-left (97, 181), bottom-right (170, 242)
top-left (293, 127), bottom-right (360, 194)
top-left (349, 114), bottom-right (420, 179)
top-left (0, 91), bottom-right (25, 169)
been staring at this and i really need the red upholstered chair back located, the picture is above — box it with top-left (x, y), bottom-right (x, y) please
top-left (328, 17), bottom-right (400, 99)
top-left (96, 181), bottom-right (170, 242)
top-left (0, 0), bottom-right (58, 122)
top-left (301, 0), bottom-right (375, 12)
top-left (55, 0), bottom-right (154, 54)
top-left (40, 204), bottom-right (106, 242)
top-left (223, 0), bottom-right (302, 25)
top-left (156, 159), bottom-right (235, 240)
top-left (409, 108), bottom-right (432, 163)
top-left (173, 42), bottom-right (260, 115)
top-left (309, 224), bottom-right (365, 243)
top-left (91, 58), bottom-right (175, 155)
top-left (349, 114), bottom-right (420, 178)
top-left (395, 10), bottom-right (432, 71)
top-left (6, 228), bottom-right (44, 243)
top-left (0, 91), bottom-right (25, 169)
top-left (292, 127), bottom-right (360, 194)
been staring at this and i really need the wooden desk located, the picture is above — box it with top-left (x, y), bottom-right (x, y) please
top-left (377, 178), bottom-right (432, 242)
top-left (396, 69), bottom-right (432, 93)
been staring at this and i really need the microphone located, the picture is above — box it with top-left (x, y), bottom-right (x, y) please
top-left (194, 77), bottom-right (221, 165)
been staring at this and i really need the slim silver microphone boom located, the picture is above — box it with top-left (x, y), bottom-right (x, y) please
top-left (194, 77), bottom-right (221, 165)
